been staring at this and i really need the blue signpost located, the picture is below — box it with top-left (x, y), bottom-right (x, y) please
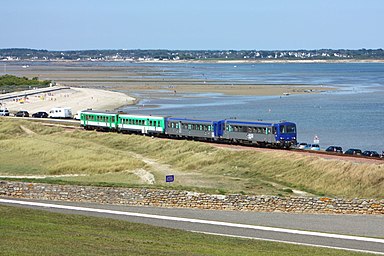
top-left (166, 175), bottom-right (174, 183)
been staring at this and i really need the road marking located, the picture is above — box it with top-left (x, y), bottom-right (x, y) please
top-left (194, 231), bottom-right (384, 255)
top-left (1, 198), bottom-right (384, 246)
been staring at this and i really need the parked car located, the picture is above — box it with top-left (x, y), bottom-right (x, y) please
top-left (297, 142), bottom-right (308, 149)
top-left (73, 110), bottom-right (82, 120)
top-left (0, 108), bottom-right (10, 116)
top-left (325, 146), bottom-right (343, 153)
top-left (344, 148), bottom-right (362, 155)
top-left (14, 111), bottom-right (29, 117)
top-left (32, 111), bottom-right (48, 118)
top-left (302, 144), bottom-right (320, 151)
top-left (309, 144), bottom-right (320, 150)
top-left (362, 150), bottom-right (380, 158)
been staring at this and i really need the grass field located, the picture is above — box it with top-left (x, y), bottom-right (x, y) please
top-left (1, 118), bottom-right (383, 198)
top-left (0, 205), bottom-right (371, 256)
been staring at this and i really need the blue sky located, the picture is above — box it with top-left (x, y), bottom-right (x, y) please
top-left (1, 0), bottom-right (383, 50)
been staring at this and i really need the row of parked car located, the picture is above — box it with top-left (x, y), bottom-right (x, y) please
top-left (296, 143), bottom-right (383, 159)
top-left (0, 107), bottom-right (73, 119)
top-left (2, 110), bottom-right (48, 118)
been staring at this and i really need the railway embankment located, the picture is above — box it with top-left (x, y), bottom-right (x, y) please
top-left (1, 181), bottom-right (383, 215)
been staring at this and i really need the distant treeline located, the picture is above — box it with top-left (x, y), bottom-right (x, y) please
top-left (1, 48), bottom-right (384, 61)
top-left (0, 74), bottom-right (50, 87)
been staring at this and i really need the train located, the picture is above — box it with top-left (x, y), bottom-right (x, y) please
top-left (79, 110), bottom-right (297, 148)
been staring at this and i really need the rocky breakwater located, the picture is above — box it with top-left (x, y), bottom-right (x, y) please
top-left (0, 181), bottom-right (383, 214)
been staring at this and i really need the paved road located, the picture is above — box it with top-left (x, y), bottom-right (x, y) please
top-left (1, 198), bottom-right (383, 254)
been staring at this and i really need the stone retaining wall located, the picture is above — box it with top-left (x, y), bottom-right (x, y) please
top-left (1, 181), bottom-right (383, 214)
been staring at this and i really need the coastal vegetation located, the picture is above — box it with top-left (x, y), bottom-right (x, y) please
top-left (0, 74), bottom-right (50, 87)
top-left (1, 48), bottom-right (383, 61)
top-left (0, 118), bottom-right (383, 199)
top-left (0, 74), bottom-right (50, 93)
top-left (0, 205), bottom-right (366, 256)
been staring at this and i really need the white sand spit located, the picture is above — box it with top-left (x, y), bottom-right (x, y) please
top-left (2, 87), bottom-right (135, 114)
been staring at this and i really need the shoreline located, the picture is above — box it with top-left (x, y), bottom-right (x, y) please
top-left (0, 83), bottom-right (333, 116)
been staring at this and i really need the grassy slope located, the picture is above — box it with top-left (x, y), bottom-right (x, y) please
top-left (0, 205), bottom-right (370, 256)
top-left (0, 118), bottom-right (383, 198)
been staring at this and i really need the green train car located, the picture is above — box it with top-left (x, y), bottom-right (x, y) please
top-left (80, 110), bottom-right (118, 131)
top-left (117, 114), bottom-right (166, 135)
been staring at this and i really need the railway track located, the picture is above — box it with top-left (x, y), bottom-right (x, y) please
top-left (7, 116), bottom-right (383, 164)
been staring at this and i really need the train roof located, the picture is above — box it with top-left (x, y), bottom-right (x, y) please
top-left (167, 117), bottom-right (217, 123)
top-left (223, 119), bottom-right (295, 126)
top-left (80, 110), bottom-right (119, 115)
top-left (118, 113), bottom-right (168, 119)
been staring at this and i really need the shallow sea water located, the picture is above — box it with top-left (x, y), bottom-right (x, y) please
top-left (119, 62), bottom-right (384, 152)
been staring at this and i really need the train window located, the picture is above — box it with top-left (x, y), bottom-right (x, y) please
top-left (176, 123), bottom-right (179, 129)
top-left (280, 126), bottom-right (286, 133)
top-left (267, 128), bottom-right (271, 134)
top-left (286, 125), bottom-right (296, 133)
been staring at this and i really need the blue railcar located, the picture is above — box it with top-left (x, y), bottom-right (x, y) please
top-left (165, 117), bottom-right (221, 140)
top-left (219, 119), bottom-right (296, 148)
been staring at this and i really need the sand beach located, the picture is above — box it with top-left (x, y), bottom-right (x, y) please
top-left (1, 86), bottom-right (136, 114)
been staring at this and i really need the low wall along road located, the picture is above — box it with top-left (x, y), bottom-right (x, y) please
top-left (1, 181), bottom-right (383, 214)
